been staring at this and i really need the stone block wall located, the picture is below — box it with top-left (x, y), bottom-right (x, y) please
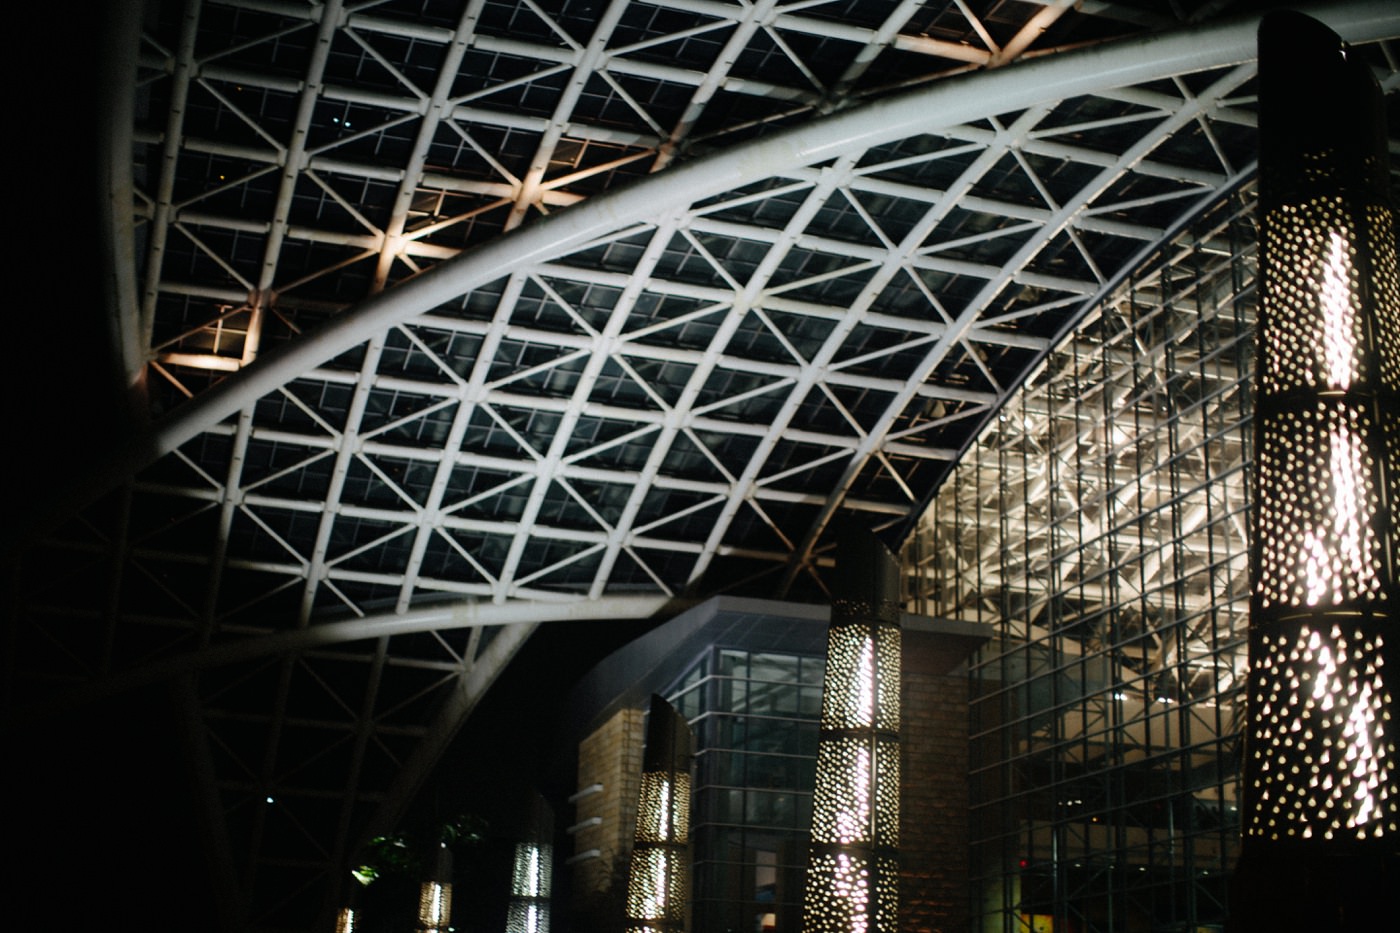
top-left (570, 707), bottom-right (645, 929)
top-left (900, 667), bottom-right (971, 932)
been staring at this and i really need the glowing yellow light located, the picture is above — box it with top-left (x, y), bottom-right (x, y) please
top-left (625, 700), bottom-right (690, 933)
top-left (806, 541), bottom-right (899, 933)
top-left (508, 837), bottom-right (553, 933)
top-left (1319, 230), bottom-right (1359, 388)
top-left (1248, 627), bottom-right (1395, 840)
top-left (645, 850), bottom-right (668, 916)
top-left (418, 881), bottom-right (451, 932)
top-left (833, 746), bottom-right (871, 845)
top-left (1297, 419), bottom-right (1376, 607)
top-left (831, 854), bottom-right (870, 933)
top-left (513, 843), bottom-right (545, 897)
top-left (526, 846), bottom-right (540, 895)
top-left (856, 636), bottom-right (874, 727)
top-left (1345, 678), bottom-right (1381, 828)
top-left (657, 779), bottom-right (671, 841)
top-left (636, 772), bottom-right (688, 843)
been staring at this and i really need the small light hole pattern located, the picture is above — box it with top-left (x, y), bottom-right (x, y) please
top-left (1251, 169), bottom-right (1400, 846)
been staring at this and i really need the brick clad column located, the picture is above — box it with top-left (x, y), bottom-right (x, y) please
top-left (572, 707), bottom-right (645, 929)
top-left (900, 643), bottom-right (971, 932)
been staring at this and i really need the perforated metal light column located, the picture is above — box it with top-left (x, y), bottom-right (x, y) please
top-left (417, 844), bottom-right (453, 933)
top-left (334, 906), bottom-right (357, 933)
top-left (624, 695), bottom-right (693, 933)
top-left (506, 796), bottom-right (554, 933)
top-left (1232, 11), bottom-right (1400, 928)
top-left (801, 533), bottom-right (900, 933)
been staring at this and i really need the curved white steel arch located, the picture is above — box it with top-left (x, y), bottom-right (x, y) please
top-left (8, 593), bottom-right (677, 726)
top-left (25, 5), bottom-right (1399, 931)
top-left (137, 0), bottom-right (1400, 467)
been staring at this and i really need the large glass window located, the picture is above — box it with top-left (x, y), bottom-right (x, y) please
top-left (666, 646), bottom-right (824, 933)
top-left (907, 190), bottom-right (1257, 932)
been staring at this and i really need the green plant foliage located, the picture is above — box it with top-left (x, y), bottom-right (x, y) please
top-left (441, 812), bottom-right (488, 849)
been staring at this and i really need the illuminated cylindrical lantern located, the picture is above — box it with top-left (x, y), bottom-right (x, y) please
top-left (624, 695), bottom-right (692, 933)
top-left (801, 532), bottom-right (900, 933)
top-left (417, 843), bottom-right (453, 933)
top-left (1233, 9), bottom-right (1400, 928)
top-left (506, 795), bottom-right (554, 933)
top-left (334, 905), bottom-right (357, 933)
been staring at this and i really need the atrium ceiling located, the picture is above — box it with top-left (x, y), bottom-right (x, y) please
top-left (6, 1), bottom-right (1400, 930)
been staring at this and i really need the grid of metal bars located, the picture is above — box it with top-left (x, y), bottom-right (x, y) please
top-left (668, 646), bottom-right (825, 933)
top-left (906, 189), bottom-right (1259, 931)
top-left (8, 5), bottom-right (1400, 930)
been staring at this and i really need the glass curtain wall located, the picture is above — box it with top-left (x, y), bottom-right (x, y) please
top-left (906, 190), bottom-right (1258, 932)
top-left (666, 647), bottom-right (826, 933)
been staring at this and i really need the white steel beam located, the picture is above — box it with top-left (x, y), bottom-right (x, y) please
top-left (503, 0), bottom-right (633, 231)
top-left (358, 618), bottom-right (534, 854)
top-left (9, 595), bottom-right (674, 725)
top-left (371, 0), bottom-right (492, 613)
top-left (139, 0), bottom-right (205, 359)
top-left (495, 214), bottom-right (684, 598)
top-left (780, 62), bottom-right (1259, 589)
top-left (127, 2), bottom-right (1399, 472)
top-left (652, 0), bottom-right (782, 170)
top-left (102, 3), bottom-right (146, 401)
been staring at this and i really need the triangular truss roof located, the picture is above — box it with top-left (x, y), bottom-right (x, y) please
top-left (7, 1), bottom-right (1400, 929)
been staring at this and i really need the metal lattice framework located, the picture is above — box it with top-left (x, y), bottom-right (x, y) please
top-left (907, 187), bottom-right (1264, 757)
top-left (7, 2), bottom-right (1400, 930)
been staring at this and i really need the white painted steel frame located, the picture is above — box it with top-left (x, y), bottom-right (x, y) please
top-left (138, 2), bottom-right (1400, 466)
top-left (51, 3), bottom-right (1400, 930)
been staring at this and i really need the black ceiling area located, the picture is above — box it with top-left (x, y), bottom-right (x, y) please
top-left (4, 2), bottom-right (1399, 930)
